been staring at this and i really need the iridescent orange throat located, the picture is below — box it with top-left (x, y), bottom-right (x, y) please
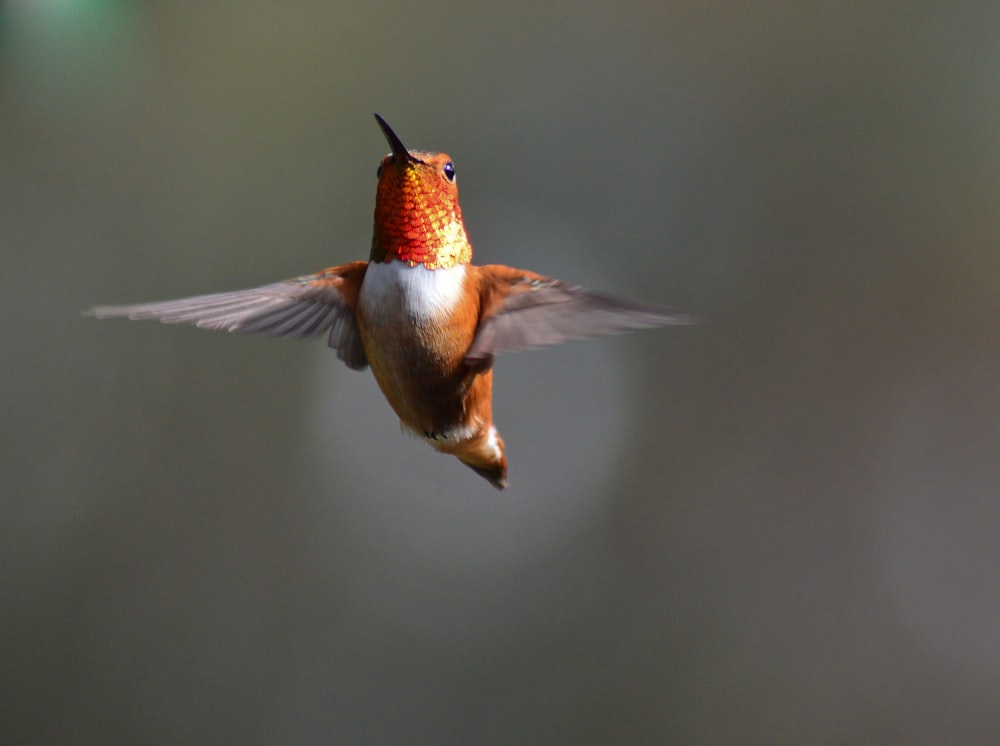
top-left (370, 159), bottom-right (473, 270)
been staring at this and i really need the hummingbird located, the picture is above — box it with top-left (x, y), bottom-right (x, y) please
top-left (90, 114), bottom-right (695, 489)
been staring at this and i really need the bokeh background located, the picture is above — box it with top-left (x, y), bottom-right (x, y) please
top-left (5, 1), bottom-right (1000, 742)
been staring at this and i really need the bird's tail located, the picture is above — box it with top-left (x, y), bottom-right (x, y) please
top-left (454, 426), bottom-right (508, 489)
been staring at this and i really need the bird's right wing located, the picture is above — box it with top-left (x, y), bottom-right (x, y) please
top-left (88, 261), bottom-right (370, 370)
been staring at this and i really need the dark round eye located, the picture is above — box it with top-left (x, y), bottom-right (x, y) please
top-left (376, 164), bottom-right (383, 179)
top-left (442, 161), bottom-right (455, 182)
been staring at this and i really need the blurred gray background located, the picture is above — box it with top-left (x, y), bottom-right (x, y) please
top-left (5, 1), bottom-right (1000, 743)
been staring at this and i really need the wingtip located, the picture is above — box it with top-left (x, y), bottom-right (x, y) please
top-left (667, 312), bottom-right (702, 326)
top-left (85, 305), bottom-right (135, 320)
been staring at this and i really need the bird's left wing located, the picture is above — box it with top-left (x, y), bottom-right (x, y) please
top-left (466, 264), bottom-right (697, 369)
top-left (88, 261), bottom-right (370, 370)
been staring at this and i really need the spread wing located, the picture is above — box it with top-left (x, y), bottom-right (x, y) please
top-left (88, 261), bottom-right (370, 370)
top-left (466, 264), bottom-right (697, 368)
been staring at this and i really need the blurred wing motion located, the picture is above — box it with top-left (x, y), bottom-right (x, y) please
top-left (88, 261), bottom-right (370, 370)
top-left (467, 264), bottom-right (697, 368)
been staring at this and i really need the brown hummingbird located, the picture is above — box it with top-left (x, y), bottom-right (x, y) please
top-left (90, 114), bottom-right (695, 488)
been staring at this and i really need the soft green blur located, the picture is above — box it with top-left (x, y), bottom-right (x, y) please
top-left (5, 1), bottom-right (1000, 743)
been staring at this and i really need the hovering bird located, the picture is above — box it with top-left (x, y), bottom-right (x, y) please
top-left (90, 115), bottom-right (695, 488)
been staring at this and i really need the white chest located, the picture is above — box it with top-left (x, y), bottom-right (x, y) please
top-left (359, 261), bottom-right (468, 324)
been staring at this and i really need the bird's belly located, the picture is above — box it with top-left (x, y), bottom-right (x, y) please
top-left (357, 262), bottom-right (479, 436)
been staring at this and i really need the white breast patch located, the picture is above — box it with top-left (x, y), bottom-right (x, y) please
top-left (360, 261), bottom-right (468, 322)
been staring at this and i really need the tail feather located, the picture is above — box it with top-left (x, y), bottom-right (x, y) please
top-left (454, 426), bottom-right (508, 489)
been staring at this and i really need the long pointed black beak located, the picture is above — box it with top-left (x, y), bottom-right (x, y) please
top-left (374, 113), bottom-right (412, 162)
